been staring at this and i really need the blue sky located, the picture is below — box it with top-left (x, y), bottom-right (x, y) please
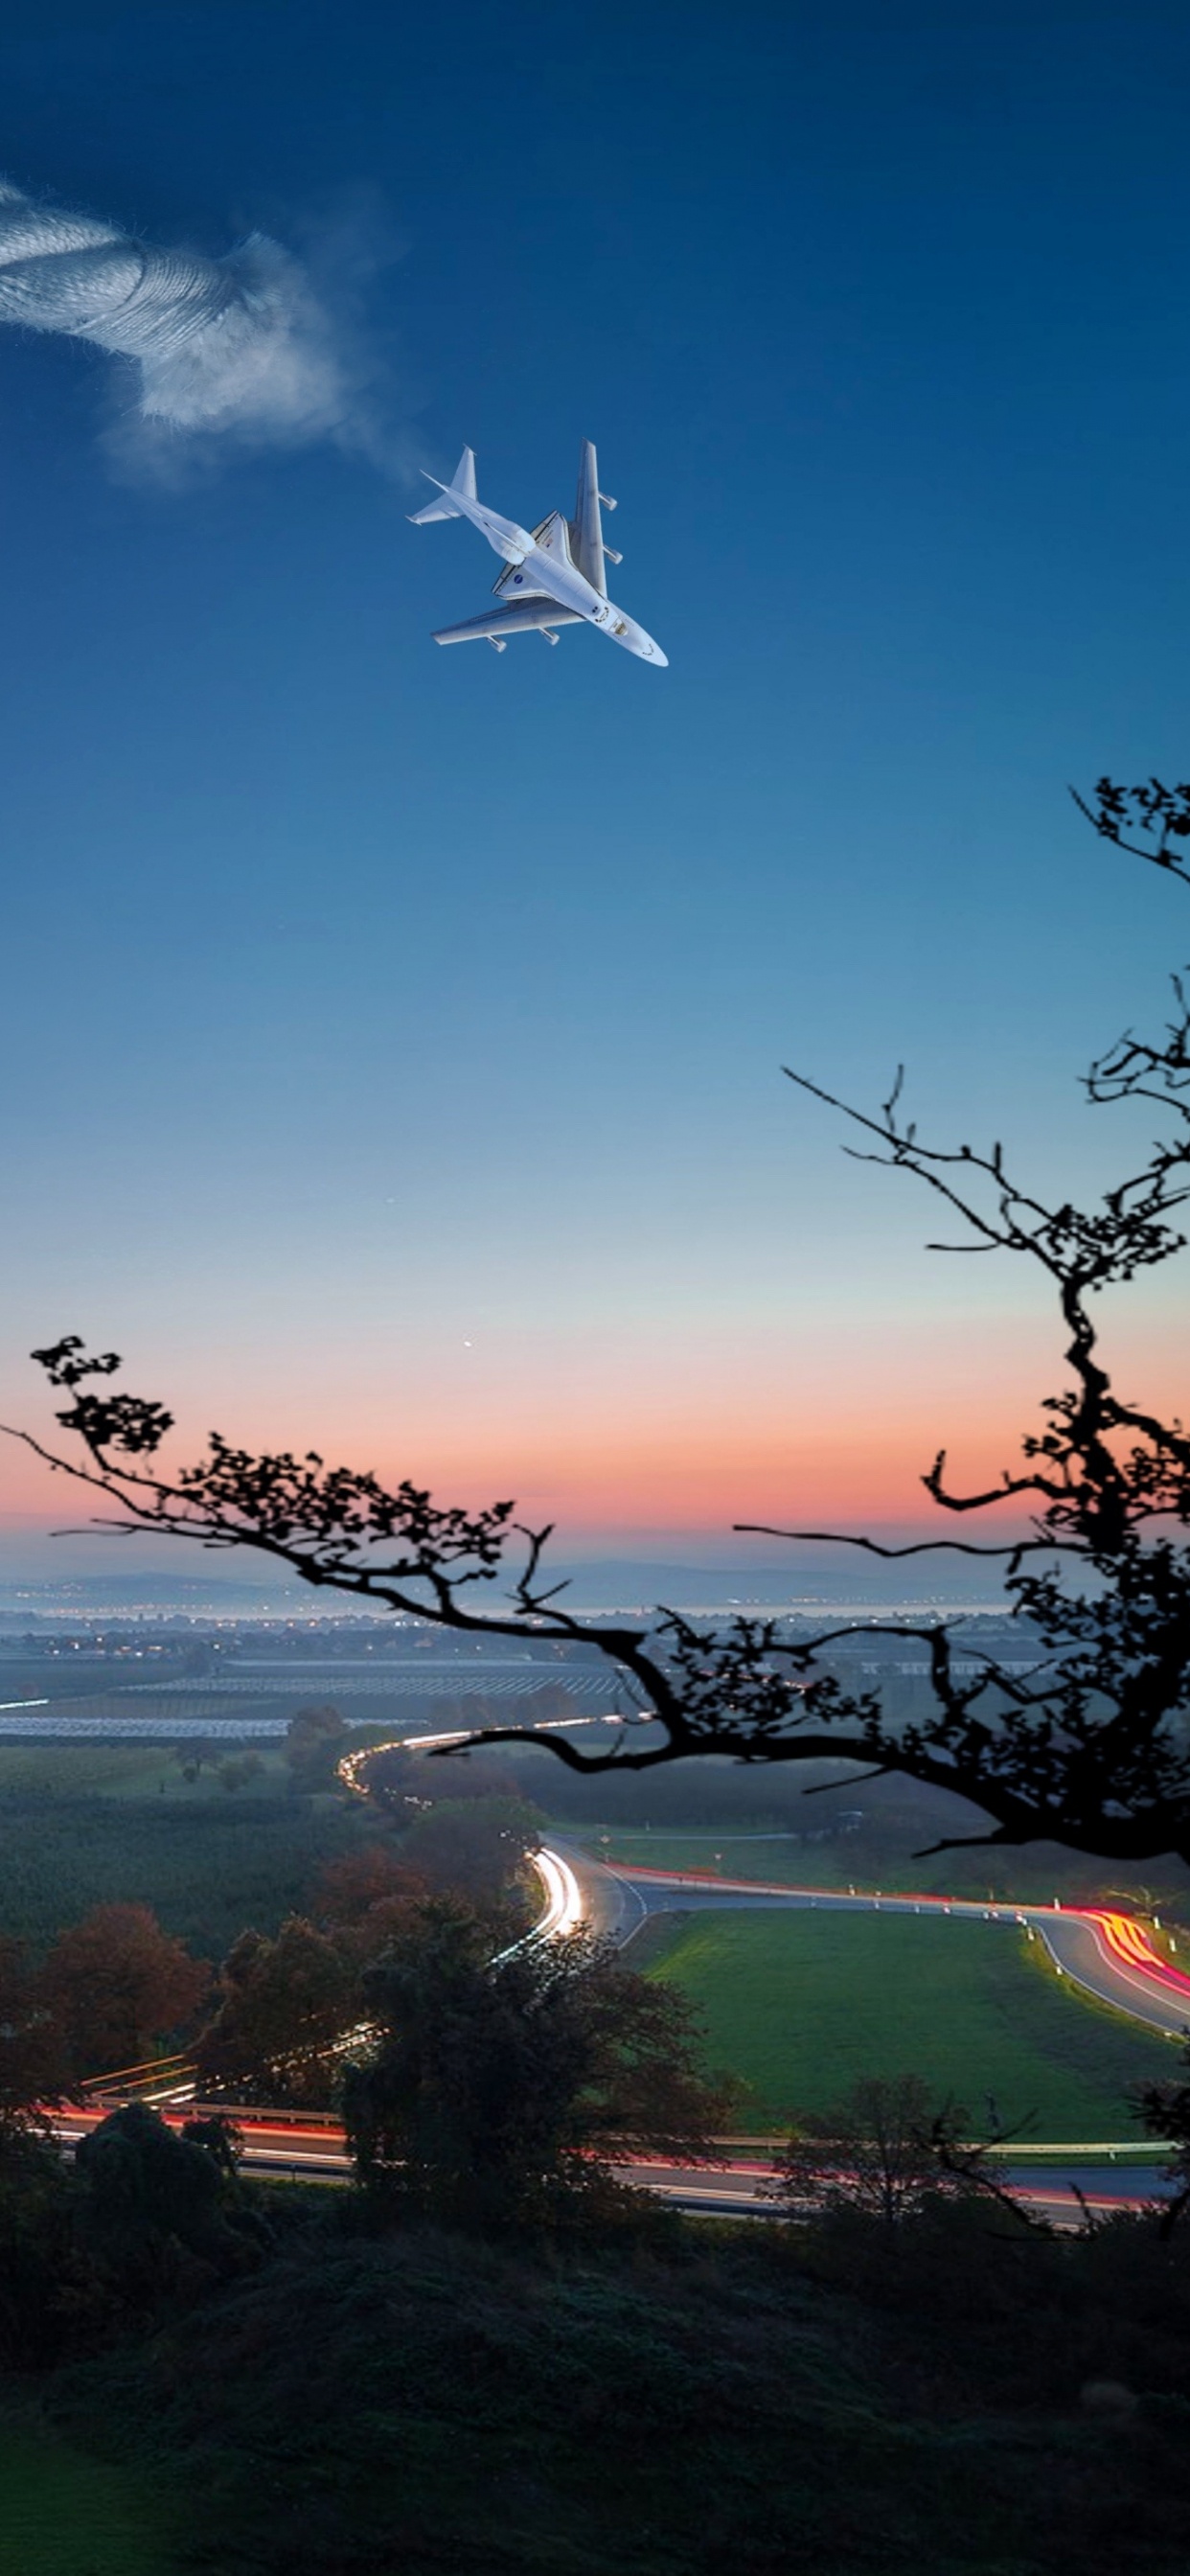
top-left (2, 0), bottom-right (1190, 1568)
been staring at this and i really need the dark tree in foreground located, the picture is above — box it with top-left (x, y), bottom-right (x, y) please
top-left (75, 2102), bottom-right (260, 2291)
top-left (341, 1899), bottom-right (734, 2227)
top-left (767, 2074), bottom-right (1021, 2229)
top-left (1131, 2041), bottom-right (1190, 2235)
top-left (11, 780), bottom-right (1190, 1863)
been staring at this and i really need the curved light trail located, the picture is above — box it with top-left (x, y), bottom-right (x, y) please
top-left (522, 1845), bottom-right (584, 1941)
top-left (66, 1735), bottom-right (1188, 2225)
top-left (336, 1713), bottom-right (608, 1798)
top-left (339, 1732), bottom-right (1190, 2036)
top-left (593, 1859), bottom-right (1190, 2039)
top-left (49, 2104), bottom-right (1174, 2228)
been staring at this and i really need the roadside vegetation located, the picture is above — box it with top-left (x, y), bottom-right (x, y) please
top-left (1, 1721), bottom-right (1182, 2127)
top-left (0, 1768), bottom-right (368, 1957)
top-left (0, 1719), bottom-right (453, 1958)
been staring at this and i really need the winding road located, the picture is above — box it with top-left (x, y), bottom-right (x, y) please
top-left (53, 2100), bottom-right (1175, 2228)
top-left (341, 1727), bottom-right (1190, 2041)
top-left (57, 1729), bottom-right (1190, 2225)
top-left (563, 1845), bottom-right (1190, 2039)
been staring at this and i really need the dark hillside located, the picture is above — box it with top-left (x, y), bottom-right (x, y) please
top-left (16, 2207), bottom-right (1190, 2576)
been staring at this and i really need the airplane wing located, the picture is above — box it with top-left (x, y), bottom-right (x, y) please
top-left (569, 440), bottom-right (606, 595)
top-left (433, 598), bottom-right (584, 650)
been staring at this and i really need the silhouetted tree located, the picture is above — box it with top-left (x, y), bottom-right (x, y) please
top-left (767, 2074), bottom-right (1016, 2228)
top-left (1130, 2040), bottom-right (1190, 2235)
top-left (341, 1898), bottom-right (733, 2226)
top-left (180, 2111), bottom-right (244, 2177)
top-left (75, 2102), bottom-right (257, 2294)
top-left (11, 781), bottom-right (1190, 1863)
top-left (40, 1903), bottom-right (209, 2078)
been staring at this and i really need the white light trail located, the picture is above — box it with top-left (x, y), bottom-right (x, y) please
top-left (524, 1846), bottom-right (584, 1942)
top-left (337, 1713), bottom-right (605, 1797)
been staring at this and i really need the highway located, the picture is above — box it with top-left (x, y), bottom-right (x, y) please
top-left (60, 1834), bottom-right (1183, 2229)
top-left (341, 1727), bottom-right (1190, 2043)
top-left (56, 1731), bottom-right (1190, 2228)
top-left (561, 1847), bottom-right (1190, 2040)
top-left (52, 2105), bottom-right (1175, 2227)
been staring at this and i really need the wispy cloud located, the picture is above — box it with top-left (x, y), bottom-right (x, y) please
top-left (0, 177), bottom-right (411, 478)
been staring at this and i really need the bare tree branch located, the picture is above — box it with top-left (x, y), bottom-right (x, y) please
top-left (11, 781), bottom-right (1190, 1864)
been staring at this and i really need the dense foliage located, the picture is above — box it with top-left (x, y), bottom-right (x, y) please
top-left (42, 1903), bottom-right (210, 2077)
top-left (342, 1898), bottom-right (735, 2225)
top-left (7, 2171), bottom-right (1190, 2573)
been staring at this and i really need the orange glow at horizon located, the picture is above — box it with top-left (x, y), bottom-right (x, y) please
top-left (2, 1294), bottom-right (1184, 1551)
top-left (0, 1384), bottom-right (1134, 1549)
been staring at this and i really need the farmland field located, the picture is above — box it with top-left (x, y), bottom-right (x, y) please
top-left (0, 1741), bottom-right (373, 1954)
top-left (644, 1909), bottom-right (1178, 2137)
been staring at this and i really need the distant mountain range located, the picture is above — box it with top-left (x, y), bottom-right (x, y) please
top-left (0, 1556), bottom-right (1009, 1621)
top-left (544, 1560), bottom-right (1008, 1612)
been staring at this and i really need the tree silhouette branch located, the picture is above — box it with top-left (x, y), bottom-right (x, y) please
top-left (10, 780), bottom-right (1190, 1863)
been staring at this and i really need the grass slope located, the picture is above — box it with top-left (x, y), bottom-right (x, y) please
top-left (0, 1745), bottom-right (292, 1800)
top-left (19, 2221), bottom-right (1190, 2576)
top-left (0, 2426), bottom-right (181, 2573)
top-left (645, 1910), bottom-right (1176, 2134)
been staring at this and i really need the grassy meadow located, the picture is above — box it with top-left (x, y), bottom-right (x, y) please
top-left (644, 1909), bottom-right (1178, 2137)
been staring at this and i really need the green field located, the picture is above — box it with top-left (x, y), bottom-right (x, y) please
top-left (0, 1742), bottom-right (371, 1956)
top-left (0, 2427), bottom-right (180, 2574)
top-left (645, 1908), bottom-right (1178, 2136)
top-left (0, 1742), bottom-right (292, 1800)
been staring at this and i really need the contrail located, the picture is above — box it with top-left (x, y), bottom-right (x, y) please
top-left (0, 178), bottom-right (351, 445)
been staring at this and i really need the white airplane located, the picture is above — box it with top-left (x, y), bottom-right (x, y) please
top-left (409, 439), bottom-right (667, 666)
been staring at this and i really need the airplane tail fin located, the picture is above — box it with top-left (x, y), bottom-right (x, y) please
top-left (408, 447), bottom-right (478, 524)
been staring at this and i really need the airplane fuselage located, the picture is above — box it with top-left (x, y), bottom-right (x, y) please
top-left (425, 479), bottom-right (667, 665)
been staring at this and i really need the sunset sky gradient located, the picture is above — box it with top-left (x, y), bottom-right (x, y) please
top-left (3, 0), bottom-right (1190, 1572)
